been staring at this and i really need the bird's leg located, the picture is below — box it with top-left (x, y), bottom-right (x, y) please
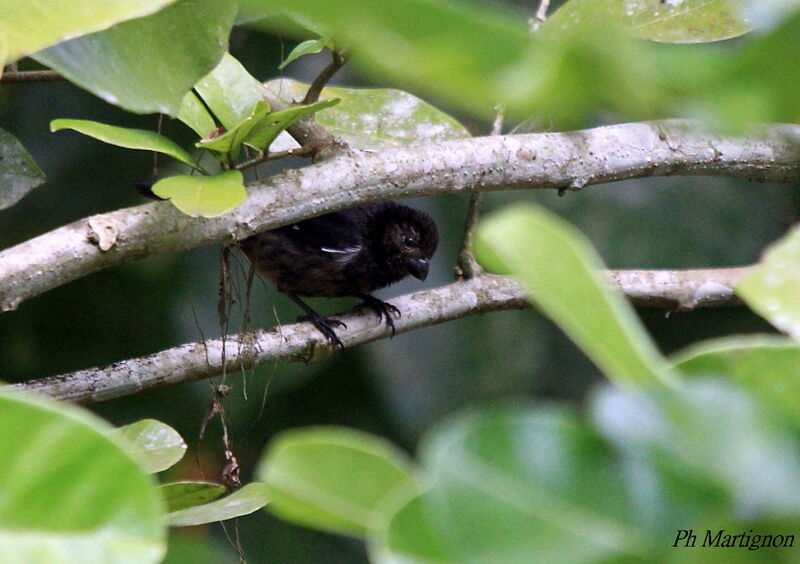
top-left (289, 294), bottom-right (347, 350)
top-left (357, 294), bottom-right (401, 337)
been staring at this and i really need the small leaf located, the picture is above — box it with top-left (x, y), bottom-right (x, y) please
top-left (242, 98), bottom-right (340, 152)
top-left (257, 427), bottom-right (419, 537)
top-left (264, 79), bottom-right (469, 149)
top-left (737, 225), bottom-right (800, 341)
top-left (166, 482), bottom-right (269, 526)
top-left (193, 52), bottom-right (266, 131)
top-left (197, 100), bottom-right (270, 161)
top-left (0, 128), bottom-right (46, 210)
top-left (474, 204), bottom-right (674, 389)
top-left (672, 335), bottom-right (800, 427)
top-left (51, 118), bottom-right (200, 170)
top-left (158, 481), bottom-right (226, 512)
top-left (112, 419), bottom-right (187, 474)
top-left (151, 170), bottom-right (246, 218)
top-left (0, 389), bottom-right (166, 562)
top-left (278, 36), bottom-right (331, 69)
top-left (0, 0), bottom-right (174, 64)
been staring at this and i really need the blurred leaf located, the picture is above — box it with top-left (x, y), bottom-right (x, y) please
top-left (550, 0), bottom-right (751, 44)
top-left (159, 481), bottom-right (227, 512)
top-left (0, 0), bottom-right (174, 64)
top-left (0, 128), bottom-right (46, 210)
top-left (193, 52), bottom-right (265, 131)
top-left (151, 170), bottom-right (245, 217)
top-left (257, 426), bottom-right (419, 536)
top-left (33, 0), bottom-right (236, 115)
top-left (474, 204), bottom-right (674, 388)
top-left (264, 79), bottom-right (469, 149)
top-left (418, 406), bottom-right (651, 562)
top-left (113, 418), bottom-right (187, 474)
top-left (370, 492), bottom-right (451, 564)
top-left (593, 379), bottom-right (800, 518)
top-left (279, 36), bottom-right (332, 69)
top-left (51, 118), bottom-right (200, 170)
top-left (0, 389), bottom-right (165, 562)
top-left (242, 98), bottom-right (340, 152)
top-left (672, 335), bottom-right (800, 426)
top-left (740, 0), bottom-right (800, 31)
top-left (177, 90), bottom-right (217, 138)
top-left (737, 225), bottom-right (800, 340)
top-left (197, 100), bottom-right (270, 160)
top-left (166, 482), bottom-right (269, 526)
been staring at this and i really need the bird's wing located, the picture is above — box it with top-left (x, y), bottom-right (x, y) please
top-left (280, 210), bottom-right (364, 260)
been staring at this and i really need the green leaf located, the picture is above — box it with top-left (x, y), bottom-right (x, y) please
top-left (197, 101), bottom-right (270, 161)
top-left (278, 36), bottom-right (331, 69)
top-left (0, 389), bottom-right (165, 562)
top-left (193, 52), bottom-right (265, 131)
top-left (474, 204), bottom-right (674, 388)
top-left (33, 0), bottom-right (236, 115)
top-left (0, 128), bottom-right (46, 210)
top-left (242, 98), bottom-right (340, 152)
top-left (166, 482), bottom-right (269, 527)
top-left (370, 492), bottom-right (451, 564)
top-left (257, 426), bottom-right (419, 537)
top-left (158, 481), bottom-right (227, 512)
top-left (672, 335), bottom-right (800, 427)
top-left (51, 118), bottom-right (200, 170)
top-left (0, 0), bottom-right (174, 64)
top-left (737, 219), bottom-right (800, 340)
top-left (177, 90), bottom-right (218, 139)
top-left (112, 419), bottom-right (187, 474)
top-left (418, 406), bottom-right (651, 562)
top-left (151, 170), bottom-right (246, 218)
top-left (264, 79), bottom-right (469, 150)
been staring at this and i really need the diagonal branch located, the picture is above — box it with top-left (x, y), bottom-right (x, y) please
top-left (10, 267), bottom-right (750, 404)
top-left (2, 120), bottom-right (798, 312)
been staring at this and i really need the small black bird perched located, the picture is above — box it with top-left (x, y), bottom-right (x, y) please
top-left (240, 201), bottom-right (438, 348)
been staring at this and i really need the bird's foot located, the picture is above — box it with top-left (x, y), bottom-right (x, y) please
top-left (359, 294), bottom-right (401, 337)
top-left (297, 313), bottom-right (347, 350)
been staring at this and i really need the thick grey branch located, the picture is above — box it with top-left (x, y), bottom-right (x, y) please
top-left (11, 267), bottom-right (749, 404)
top-left (1, 120), bottom-right (797, 311)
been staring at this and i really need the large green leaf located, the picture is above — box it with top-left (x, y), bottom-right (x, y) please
top-left (51, 119), bottom-right (200, 170)
top-left (370, 492), bottom-right (451, 564)
top-left (192, 52), bottom-right (265, 131)
top-left (0, 128), bottom-right (46, 210)
top-left (257, 427), bottom-right (419, 536)
top-left (672, 335), bottom-right (800, 427)
top-left (176, 90), bottom-right (218, 139)
top-left (0, 0), bottom-right (174, 64)
top-left (112, 419), bottom-right (187, 474)
top-left (158, 481), bottom-right (226, 512)
top-left (737, 225), bottom-right (800, 341)
top-left (150, 170), bottom-right (246, 218)
top-left (33, 0), bottom-right (236, 115)
top-left (474, 204), bottom-right (674, 388)
top-left (264, 79), bottom-right (469, 150)
top-left (166, 482), bottom-right (269, 526)
top-left (0, 389), bottom-right (165, 562)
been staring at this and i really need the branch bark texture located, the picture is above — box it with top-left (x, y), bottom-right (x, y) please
top-left (11, 267), bottom-right (749, 404)
top-left (2, 120), bottom-right (797, 311)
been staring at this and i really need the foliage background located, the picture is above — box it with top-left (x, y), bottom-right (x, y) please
top-left (1, 1), bottom-right (798, 562)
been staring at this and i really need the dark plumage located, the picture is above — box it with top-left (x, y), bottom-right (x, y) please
top-left (240, 201), bottom-right (438, 348)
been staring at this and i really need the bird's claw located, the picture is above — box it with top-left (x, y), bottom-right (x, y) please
top-left (359, 295), bottom-right (401, 337)
top-left (297, 313), bottom-right (347, 350)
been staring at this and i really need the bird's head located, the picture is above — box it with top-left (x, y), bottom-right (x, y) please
top-left (378, 203), bottom-right (439, 281)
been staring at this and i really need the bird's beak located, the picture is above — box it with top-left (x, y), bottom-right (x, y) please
top-left (407, 258), bottom-right (429, 281)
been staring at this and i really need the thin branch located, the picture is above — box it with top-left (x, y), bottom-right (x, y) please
top-left (1, 70), bottom-right (65, 84)
top-left (303, 50), bottom-right (347, 105)
top-left (2, 120), bottom-right (799, 312)
top-left (456, 105), bottom-right (505, 279)
top-left (233, 146), bottom-right (315, 171)
top-left (9, 267), bottom-right (749, 404)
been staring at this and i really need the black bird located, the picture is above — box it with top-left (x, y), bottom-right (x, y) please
top-left (240, 201), bottom-right (438, 348)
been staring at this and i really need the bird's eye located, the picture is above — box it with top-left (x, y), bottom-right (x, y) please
top-left (403, 235), bottom-right (418, 247)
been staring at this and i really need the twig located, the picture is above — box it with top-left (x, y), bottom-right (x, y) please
top-left (0, 70), bottom-right (65, 84)
top-left (233, 146), bottom-right (315, 171)
top-left (456, 105), bottom-right (505, 279)
top-left (8, 267), bottom-right (750, 404)
top-left (303, 50), bottom-right (347, 105)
